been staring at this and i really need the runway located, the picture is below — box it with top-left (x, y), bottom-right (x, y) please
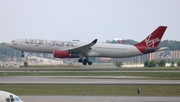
top-left (0, 76), bottom-right (180, 85)
top-left (20, 96), bottom-right (180, 102)
top-left (1, 71), bottom-right (180, 102)
top-left (1, 70), bottom-right (180, 73)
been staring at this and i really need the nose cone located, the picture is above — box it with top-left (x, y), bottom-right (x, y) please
top-left (7, 42), bottom-right (12, 47)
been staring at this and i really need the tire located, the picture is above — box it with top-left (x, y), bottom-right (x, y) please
top-left (84, 59), bottom-right (88, 62)
top-left (88, 61), bottom-right (92, 65)
top-left (78, 59), bottom-right (83, 62)
top-left (21, 55), bottom-right (24, 57)
top-left (83, 61), bottom-right (87, 65)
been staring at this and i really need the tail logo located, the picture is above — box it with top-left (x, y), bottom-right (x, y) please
top-left (145, 34), bottom-right (160, 47)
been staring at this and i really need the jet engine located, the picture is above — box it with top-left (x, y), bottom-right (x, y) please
top-left (53, 50), bottom-right (70, 58)
top-left (53, 50), bottom-right (79, 58)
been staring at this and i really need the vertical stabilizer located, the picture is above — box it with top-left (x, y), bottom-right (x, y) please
top-left (134, 26), bottom-right (167, 48)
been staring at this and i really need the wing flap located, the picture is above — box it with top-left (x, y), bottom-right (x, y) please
top-left (69, 39), bottom-right (97, 53)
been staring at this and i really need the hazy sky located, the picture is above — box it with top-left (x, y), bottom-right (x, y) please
top-left (0, 0), bottom-right (180, 43)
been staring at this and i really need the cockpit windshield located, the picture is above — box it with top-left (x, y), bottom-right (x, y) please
top-left (14, 97), bottom-right (20, 101)
top-left (6, 97), bottom-right (22, 102)
top-left (13, 97), bottom-right (23, 102)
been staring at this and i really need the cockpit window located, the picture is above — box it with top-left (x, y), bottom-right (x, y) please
top-left (14, 97), bottom-right (20, 101)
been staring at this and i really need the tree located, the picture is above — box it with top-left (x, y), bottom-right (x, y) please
top-left (149, 60), bottom-right (157, 67)
top-left (106, 39), bottom-right (180, 50)
top-left (158, 60), bottom-right (166, 67)
top-left (0, 43), bottom-right (21, 60)
top-left (171, 61), bottom-right (175, 67)
top-left (144, 60), bottom-right (157, 67)
top-left (177, 60), bottom-right (180, 67)
top-left (144, 60), bottom-right (150, 67)
top-left (114, 61), bottom-right (123, 67)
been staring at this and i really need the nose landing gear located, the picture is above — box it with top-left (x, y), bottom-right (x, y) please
top-left (21, 51), bottom-right (24, 57)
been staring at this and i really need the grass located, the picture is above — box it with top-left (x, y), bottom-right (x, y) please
top-left (1, 67), bottom-right (180, 96)
top-left (0, 85), bottom-right (180, 96)
top-left (1, 72), bottom-right (180, 80)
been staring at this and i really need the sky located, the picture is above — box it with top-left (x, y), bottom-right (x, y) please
top-left (0, 0), bottom-right (180, 43)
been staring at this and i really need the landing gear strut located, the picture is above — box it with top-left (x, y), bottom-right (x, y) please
top-left (78, 58), bottom-right (92, 65)
top-left (21, 51), bottom-right (24, 57)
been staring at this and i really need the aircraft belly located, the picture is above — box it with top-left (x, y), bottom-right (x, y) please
top-left (93, 46), bottom-right (142, 58)
top-left (93, 48), bottom-right (125, 57)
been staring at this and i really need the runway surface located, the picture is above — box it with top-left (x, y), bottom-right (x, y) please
top-left (20, 96), bottom-right (180, 102)
top-left (0, 76), bottom-right (180, 85)
top-left (1, 70), bottom-right (180, 73)
top-left (1, 70), bottom-right (180, 102)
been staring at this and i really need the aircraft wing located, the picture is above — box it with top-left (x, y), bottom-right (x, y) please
top-left (63, 39), bottom-right (98, 56)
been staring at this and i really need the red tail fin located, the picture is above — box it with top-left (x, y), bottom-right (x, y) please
top-left (119, 40), bottom-right (125, 44)
top-left (134, 26), bottom-right (167, 48)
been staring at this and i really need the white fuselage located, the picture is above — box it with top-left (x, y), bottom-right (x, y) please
top-left (0, 90), bottom-right (23, 102)
top-left (8, 39), bottom-right (143, 58)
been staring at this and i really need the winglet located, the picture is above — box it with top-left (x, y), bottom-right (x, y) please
top-left (92, 39), bottom-right (98, 44)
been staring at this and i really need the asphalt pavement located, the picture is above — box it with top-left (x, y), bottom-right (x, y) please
top-left (20, 96), bottom-right (180, 102)
top-left (0, 76), bottom-right (180, 85)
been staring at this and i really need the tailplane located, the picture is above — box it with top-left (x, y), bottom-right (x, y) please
top-left (119, 40), bottom-right (125, 44)
top-left (134, 26), bottom-right (167, 48)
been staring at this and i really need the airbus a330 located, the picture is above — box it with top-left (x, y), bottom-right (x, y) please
top-left (8, 26), bottom-right (168, 65)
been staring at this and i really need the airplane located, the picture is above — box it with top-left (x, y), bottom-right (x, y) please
top-left (0, 90), bottom-right (23, 102)
top-left (119, 39), bottom-right (125, 44)
top-left (8, 26), bottom-right (168, 65)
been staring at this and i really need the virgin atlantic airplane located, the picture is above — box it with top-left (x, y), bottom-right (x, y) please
top-left (8, 26), bottom-right (168, 65)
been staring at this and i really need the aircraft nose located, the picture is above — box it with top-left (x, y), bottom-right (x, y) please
top-left (7, 42), bottom-right (12, 47)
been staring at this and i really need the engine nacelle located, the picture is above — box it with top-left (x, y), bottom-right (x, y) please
top-left (53, 50), bottom-right (79, 58)
top-left (53, 50), bottom-right (71, 58)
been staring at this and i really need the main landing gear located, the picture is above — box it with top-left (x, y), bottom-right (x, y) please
top-left (21, 51), bottom-right (24, 57)
top-left (78, 58), bottom-right (92, 65)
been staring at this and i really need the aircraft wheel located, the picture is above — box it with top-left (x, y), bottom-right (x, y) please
top-left (21, 54), bottom-right (24, 57)
top-left (83, 61), bottom-right (87, 65)
top-left (88, 61), bottom-right (92, 65)
top-left (21, 51), bottom-right (24, 57)
top-left (78, 59), bottom-right (83, 62)
top-left (84, 59), bottom-right (88, 63)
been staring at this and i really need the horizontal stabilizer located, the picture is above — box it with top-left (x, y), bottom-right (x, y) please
top-left (155, 47), bottom-right (169, 51)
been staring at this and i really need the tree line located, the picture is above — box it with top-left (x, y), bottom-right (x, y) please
top-left (106, 39), bottom-right (180, 51)
top-left (144, 60), bottom-right (180, 67)
top-left (0, 43), bottom-right (21, 61)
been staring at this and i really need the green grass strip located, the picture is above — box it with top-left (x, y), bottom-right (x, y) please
top-left (0, 85), bottom-right (180, 96)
